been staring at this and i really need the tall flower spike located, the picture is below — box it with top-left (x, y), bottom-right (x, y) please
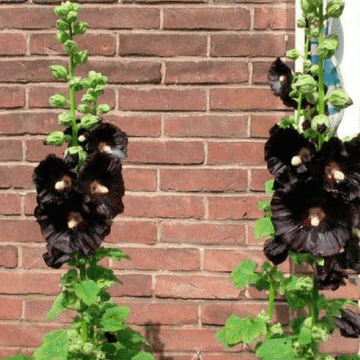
top-left (33, 154), bottom-right (77, 206)
top-left (35, 193), bottom-right (111, 268)
top-left (271, 181), bottom-right (353, 257)
top-left (76, 153), bottom-right (125, 219)
top-left (85, 122), bottom-right (128, 160)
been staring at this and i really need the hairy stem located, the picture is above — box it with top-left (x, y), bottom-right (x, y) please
top-left (317, 8), bottom-right (325, 117)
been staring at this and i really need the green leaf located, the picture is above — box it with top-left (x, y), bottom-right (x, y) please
top-left (45, 131), bottom-right (66, 146)
top-left (75, 280), bottom-right (100, 306)
top-left (50, 65), bottom-right (68, 80)
top-left (336, 356), bottom-right (360, 360)
top-left (254, 217), bottom-right (275, 239)
top-left (100, 306), bottom-right (131, 332)
top-left (264, 179), bottom-right (274, 195)
top-left (46, 292), bottom-right (67, 320)
top-left (33, 330), bottom-right (68, 360)
top-left (131, 352), bottom-right (156, 360)
top-left (299, 326), bottom-right (312, 345)
top-left (256, 338), bottom-right (296, 360)
top-left (231, 259), bottom-right (258, 289)
top-left (257, 200), bottom-right (271, 212)
top-left (4, 356), bottom-right (33, 360)
top-left (215, 327), bottom-right (231, 348)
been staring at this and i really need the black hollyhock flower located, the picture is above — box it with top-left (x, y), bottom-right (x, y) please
top-left (334, 309), bottom-right (360, 338)
top-left (33, 154), bottom-right (77, 206)
top-left (268, 58), bottom-right (298, 108)
top-left (104, 332), bottom-right (117, 343)
top-left (265, 125), bottom-right (315, 191)
top-left (314, 256), bottom-right (348, 291)
top-left (311, 137), bottom-right (360, 200)
top-left (35, 193), bottom-right (111, 268)
top-left (85, 123), bottom-right (128, 160)
top-left (76, 153), bottom-right (125, 219)
top-left (340, 233), bottom-right (360, 274)
top-left (271, 181), bottom-right (353, 257)
top-left (264, 237), bottom-right (289, 265)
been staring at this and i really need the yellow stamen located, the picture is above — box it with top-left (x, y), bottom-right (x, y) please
top-left (90, 180), bottom-right (109, 195)
top-left (78, 135), bottom-right (86, 143)
top-left (54, 175), bottom-right (72, 191)
top-left (291, 155), bottom-right (302, 166)
top-left (67, 211), bottom-right (83, 229)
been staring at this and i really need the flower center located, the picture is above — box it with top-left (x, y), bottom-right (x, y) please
top-left (54, 175), bottom-right (72, 191)
top-left (325, 161), bottom-right (345, 182)
top-left (89, 180), bottom-right (109, 195)
top-left (78, 134), bottom-right (86, 143)
top-left (98, 142), bottom-right (111, 153)
top-left (279, 75), bottom-right (287, 83)
top-left (67, 211), bottom-right (83, 229)
top-left (307, 207), bottom-right (326, 227)
top-left (291, 147), bottom-right (311, 166)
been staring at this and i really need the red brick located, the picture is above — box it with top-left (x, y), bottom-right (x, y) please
top-left (321, 279), bottom-right (360, 301)
top-left (25, 193), bottom-right (36, 215)
top-left (161, 221), bottom-right (246, 245)
top-left (0, 220), bottom-right (42, 243)
top-left (160, 168), bottom-right (247, 192)
top-left (28, 85), bottom-right (115, 109)
top-left (0, 140), bottom-right (22, 161)
top-left (22, 246), bottom-right (48, 269)
top-left (254, 6), bottom-right (295, 30)
top-left (203, 249), bottom-right (290, 273)
top-left (30, 33), bottom-right (116, 56)
top-left (81, 7), bottom-right (160, 29)
top-left (123, 195), bottom-right (205, 219)
top-left (0, 324), bottom-right (59, 347)
top-left (201, 302), bottom-right (289, 325)
top-left (0, 272), bottom-right (61, 295)
top-left (107, 220), bottom-right (157, 245)
top-left (0, 297), bottom-right (22, 320)
top-left (165, 60), bottom-right (248, 84)
top-left (0, 87), bottom-right (25, 108)
top-left (0, 33), bottom-right (26, 55)
top-left (26, 139), bottom-right (65, 162)
top-left (250, 168), bottom-right (272, 191)
top-left (319, 332), bottom-right (359, 355)
top-left (113, 247), bottom-right (200, 271)
top-left (164, 114), bottom-right (248, 138)
top-left (109, 274), bottom-right (152, 297)
top-left (208, 141), bottom-right (265, 165)
top-left (0, 111), bottom-right (59, 135)
top-left (253, 60), bottom-right (278, 84)
top-left (77, 60), bottom-right (162, 84)
top-left (119, 88), bottom-right (206, 111)
top-left (163, 7), bottom-right (250, 30)
top-left (0, 246), bottom-right (18, 268)
top-left (211, 33), bottom-right (294, 57)
top-left (208, 195), bottom-right (268, 220)
top-left (0, 8), bottom-right (56, 29)
top-left (0, 194), bottom-right (22, 215)
top-left (210, 87), bottom-right (287, 111)
top-left (120, 34), bottom-right (207, 57)
top-left (106, 114), bottom-right (161, 137)
top-left (203, 355), bottom-right (256, 360)
top-left (0, 349), bottom-right (18, 358)
top-left (123, 168), bottom-right (157, 191)
top-left (155, 275), bottom-right (241, 299)
top-left (0, 166), bottom-right (34, 189)
top-left (250, 113), bottom-right (289, 138)
top-left (116, 301), bottom-right (198, 325)
top-left (126, 140), bottom-right (204, 164)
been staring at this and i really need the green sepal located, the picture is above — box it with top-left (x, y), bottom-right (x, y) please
top-left (94, 84), bottom-right (106, 96)
top-left (73, 21), bottom-right (88, 35)
top-left (306, 91), bottom-right (318, 105)
top-left (97, 103), bottom-right (111, 114)
top-left (231, 259), bottom-right (259, 289)
top-left (69, 76), bottom-right (84, 91)
top-left (54, 3), bottom-right (70, 17)
top-left (81, 92), bottom-right (95, 104)
top-left (286, 48), bottom-right (300, 60)
top-left (311, 114), bottom-right (330, 131)
top-left (255, 338), bottom-right (296, 360)
top-left (301, 0), bottom-right (315, 12)
top-left (57, 19), bottom-right (69, 30)
top-left (33, 330), bottom-right (68, 360)
top-left (317, 34), bottom-right (339, 59)
top-left (100, 306), bottom-right (131, 332)
top-left (254, 217), bottom-right (275, 239)
top-left (294, 74), bottom-right (317, 94)
top-left (75, 279), bottom-right (100, 306)
top-left (326, 0), bottom-right (344, 18)
top-left (56, 30), bottom-right (70, 44)
top-left (66, 10), bottom-right (78, 22)
top-left (50, 65), bottom-right (68, 80)
top-left (45, 131), bottom-right (66, 146)
top-left (80, 114), bottom-right (100, 131)
top-left (89, 70), bottom-right (108, 86)
top-left (325, 88), bottom-right (352, 110)
top-left (74, 49), bottom-right (88, 65)
top-left (297, 17), bottom-right (306, 28)
top-left (77, 104), bottom-right (91, 114)
top-left (49, 93), bottom-right (67, 108)
top-left (63, 39), bottom-right (78, 55)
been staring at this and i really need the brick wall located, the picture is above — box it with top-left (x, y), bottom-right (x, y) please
top-left (4, 0), bottom-right (356, 358)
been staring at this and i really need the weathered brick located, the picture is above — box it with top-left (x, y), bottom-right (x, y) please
top-left (250, 113), bottom-right (289, 138)
top-left (164, 114), bottom-right (248, 138)
top-left (119, 88), bottom-right (206, 111)
top-left (254, 6), bottom-right (296, 30)
top-left (0, 194), bottom-right (22, 215)
top-left (0, 140), bottom-right (22, 161)
top-left (202, 355), bottom-right (256, 360)
top-left (81, 7), bottom-right (160, 29)
top-left (0, 297), bottom-right (22, 320)
top-left (0, 166), bottom-right (34, 189)
top-left (207, 141), bottom-right (265, 165)
top-left (0, 220), bottom-right (42, 243)
top-left (107, 220), bottom-right (157, 245)
top-left (123, 168), bottom-right (157, 191)
top-left (161, 221), bottom-right (246, 245)
top-left (22, 246), bottom-right (48, 269)
top-left (208, 195), bottom-right (268, 220)
top-left (211, 33), bottom-right (294, 57)
top-left (160, 168), bottom-right (247, 192)
top-left (113, 247), bottom-right (200, 271)
top-left (319, 332), bottom-right (359, 355)
top-left (30, 33), bottom-right (116, 56)
top-left (0, 33), bottom-right (26, 55)
top-left (126, 140), bottom-right (204, 164)
top-left (26, 139), bottom-right (65, 162)
top-left (163, 7), bottom-right (250, 30)
top-left (253, 60), bottom-right (277, 84)
top-left (119, 34), bottom-right (207, 57)
top-left (155, 275), bottom-right (241, 299)
top-left (0, 8), bottom-right (56, 29)
top-left (0, 246), bottom-right (18, 268)
top-left (210, 87), bottom-right (288, 111)
top-left (0, 87), bottom-right (26, 108)
top-left (109, 274), bottom-right (152, 297)
top-left (24, 193), bottom-right (37, 215)
top-left (123, 195), bottom-right (205, 219)
top-left (165, 60), bottom-right (248, 84)
top-left (250, 168), bottom-right (272, 191)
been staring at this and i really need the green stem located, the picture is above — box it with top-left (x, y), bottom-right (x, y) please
top-left (266, 280), bottom-right (276, 340)
top-left (317, 8), bottom-right (325, 116)
top-left (311, 277), bottom-right (319, 322)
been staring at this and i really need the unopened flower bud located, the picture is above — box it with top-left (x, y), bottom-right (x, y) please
top-left (326, 0), bottom-right (344, 18)
top-left (46, 131), bottom-right (66, 146)
top-left (50, 65), bottom-right (68, 80)
top-left (49, 93), bottom-right (67, 108)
